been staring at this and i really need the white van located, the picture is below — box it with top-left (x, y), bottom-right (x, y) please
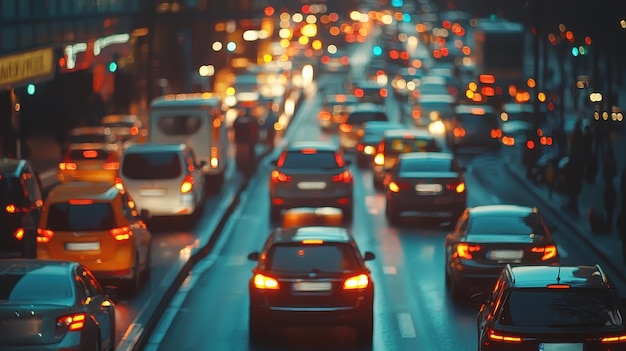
top-left (149, 93), bottom-right (229, 191)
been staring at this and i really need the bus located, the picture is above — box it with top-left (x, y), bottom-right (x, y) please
top-left (149, 93), bottom-right (229, 191)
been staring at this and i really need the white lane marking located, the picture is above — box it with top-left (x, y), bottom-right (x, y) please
top-left (384, 266), bottom-right (397, 275)
top-left (397, 312), bottom-right (416, 338)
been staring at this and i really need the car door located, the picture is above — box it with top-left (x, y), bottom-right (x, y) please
top-left (121, 192), bottom-right (151, 271)
top-left (76, 266), bottom-right (115, 350)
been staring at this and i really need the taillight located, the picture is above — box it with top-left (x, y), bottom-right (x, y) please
top-left (340, 56), bottom-right (349, 65)
top-left (600, 335), bottom-right (626, 343)
top-left (490, 129), bottom-right (502, 139)
top-left (446, 182), bottom-right (465, 193)
top-left (319, 110), bottom-right (331, 121)
top-left (339, 123), bottom-right (352, 133)
top-left (130, 126), bottom-right (139, 136)
top-left (332, 170), bottom-right (353, 183)
top-left (321, 55), bottom-right (330, 64)
top-left (5, 204), bottom-right (21, 213)
top-left (373, 153), bottom-right (384, 166)
top-left (379, 88), bottom-right (388, 97)
top-left (37, 228), bottom-right (54, 243)
top-left (531, 245), bottom-right (558, 261)
top-left (58, 162), bottom-right (77, 171)
top-left (354, 88), bottom-right (364, 98)
top-left (180, 175), bottom-right (193, 194)
top-left (103, 161), bottom-right (119, 170)
top-left (487, 328), bottom-right (522, 343)
top-left (388, 181), bottom-right (410, 193)
top-left (56, 313), bottom-right (86, 332)
top-left (344, 274), bottom-right (369, 289)
top-left (453, 127), bottom-right (466, 137)
top-left (455, 243), bottom-right (481, 259)
top-left (253, 273), bottom-right (279, 290)
top-left (13, 228), bottom-right (24, 240)
top-left (271, 170), bottom-right (291, 183)
top-left (110, 226), bottom-right (131, 241)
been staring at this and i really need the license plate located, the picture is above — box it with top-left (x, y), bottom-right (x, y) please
top-left (0, 318), bottom-right (42, 337)
top-left (416, 184), bottom-right (442, 194)
top-left (139, 188), bottom-right (166, 196)
top-left (293, 281), bottom-right (332, 292)
top-left (65, 242), bottom-right (100, 251)
top-left (297, 182), bottom-right (327, 190)
top-left (488, 250), bottom-right (523, 260)
top-left (539, 343), bottom-right (583, 351)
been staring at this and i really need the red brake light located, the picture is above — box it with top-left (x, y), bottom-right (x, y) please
top-left (59, 162), bottom-right (77, 171)
top-left (57, 313), bottom-right (86, 331)
top-left (37, 228), bottom-right (54, 243)
top-left (5, 204), bottom-right (19, 213)
top-left (69, 199), bottom-right (94, 205)
top-left (601, 335), bottom-right (626, 343)
top-left (380, 88), bottom-right (388, 97)
top-left (546, 284), bottom-right (570, 289)
top-left (354, 88), bottom-right (364, 98)
top-left (343, 274), bottom-right (369, 289)
top-left (339, 123), bottom-right (352, 133)
top-left (13, 228), bottom-right (24, 240)
top-left (180, 175), bottom-right (193, 194)
top-left (487, 328), bottom-right (522, 343)
top-left (531, 245), bottom-right (558, 261)
top-left (331, 170), bottom-right (353, 183)
top-left (453, 127), bottom-right (466, 137)
top-left (103, 161), bottom-right (119, 170)
top-left (319, 110), bottom-right (331, 121)
top-left (253, 273), bottom-right (279, 290)
top-left (110, 226), bottom-right (131, 241)
top-left (455, 243), bottom-right (481, 259)
top-left (271, 170), bottom-right (291, 183)
top-left (446, 182), bottom-right (465, 193)
top-left (82, 150), bottom-right (98, 158)
top-left (130, 126), bottom-right (139, 135)
top-left (321, 55), bottom-right (330, 64)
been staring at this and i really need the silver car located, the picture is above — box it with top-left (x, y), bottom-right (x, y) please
top-left (119, 143), bottom-right (206, 218)
top-left (269, 141), bottom-right (354, 222)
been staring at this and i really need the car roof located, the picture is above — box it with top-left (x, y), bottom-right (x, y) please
top-left (468, 204), bottom-right (537, 217)
top-left (364, 121), bottom-right (405, 131)
top-left (285, 140), bottom-right (340, 152)
top-left (382, 128), bottom-right (435, 139)
top-left (0, 259), bottom-right (78, 275)
top-left (506, 264), bottom-right (608, 289)
top-left (124, 142), bottom-right (188, 153)
top-left (0, 158), bottom-right (29, 176)
top-left (46, 182), bottom-right (120, 202)
top-left (455, 104), bottom-right (495, 114)
top-left (69, 126), bottom-right (111, 135)
top-left (270, 226), bottom-right (353, 244)
top-left (399, 152), bottom-right (453, 162)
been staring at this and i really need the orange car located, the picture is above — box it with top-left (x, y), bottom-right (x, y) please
top-left (57, 146), bottom-right (120, 184)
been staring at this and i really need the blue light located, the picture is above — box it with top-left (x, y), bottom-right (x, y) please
top-left (571, 47), bottom-right (579, 57)
top-left (108, 61), bottom-right (118, 72)
top-left (373, 45), bottom-right (383, 56)
top-left (391, 0), bottom-right (403, 7)
top-left (27, 84), bottom-right (35, 95)
top-left (226, 41), bottom-right (237, 52)
top-left (403, 13), bottom-right (411, 22)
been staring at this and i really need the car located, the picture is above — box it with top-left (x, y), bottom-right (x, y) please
top-left (372, 129), bottom-right (442, 189)
top-left (476, 264), bottom-right (626, 350)
top-left (37, 182), bottom-right (152, 295)
top-left (320, 47), bottom-right (350, 73)
top-left (0, 259), bottom-right (117, 351)
top-left (384, 152), bottom-right (466, 224)
top-left (498, 102), bottom-right (547, 145)
top-left (0, 158), bottom-right (43, 258)
top-left (355, 121), bottom-right (405, 168)
top-left (119, 143), bottom-right (207, 218)
top-left (268, 141), bottom-right (353, 222)
top-left (444, 205), bottom-right (560, 300)
top-left (317, 94), bottom-right (360, 132)
top-left (448, 104), bottom-right (502, 152)
top-left (100, 114), bottom-right (147, 145)
top-left (66, 126), bottom-right (121, 155)
top-left (247, 226), bottom-right (375, 346)
top-left (408, 93), bottom-right (456, 133)
top-left (352, 80), bottom-right (388, 105)
top-left (339, 103), bottom-right (389, 151)
top-left (57, 145), bottom-right (121, 184)
top-left (391, 66), bottom-right (424, 100)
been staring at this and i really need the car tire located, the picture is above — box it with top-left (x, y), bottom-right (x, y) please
top-left (248, 309), bottom-right (268, 345)
top-left (355, 313), bottom-right (374, 347)
top-left (385, 201), bottom-right (399, 225)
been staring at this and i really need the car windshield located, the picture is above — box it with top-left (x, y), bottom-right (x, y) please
top-left (468, 214), bottom-right (547, 236)
top-left (122, 151), bottom-right (182, 179)
top-left (280, 151), bottom-right (341, 169)
top-left (501, 289), bottom-right (622, 327)
top-left (46, 202), bottom-right (117, 231)
top-left (400, 158), bottom-right (452, 173)
top-left (0, 270), bottom-right (72, 301)
top-left (267, 243), bottom-right (360, 274)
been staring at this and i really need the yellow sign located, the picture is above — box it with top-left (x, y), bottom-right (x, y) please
top-left (0, 48), bottom-right (55, 87)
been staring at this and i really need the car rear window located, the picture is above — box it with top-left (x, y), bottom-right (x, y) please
top-left (267, 243), bottom-right (360, 273)
top-left (501, 289), bottom-right (622, 327)
top-left (347, 111), bottom-right (388, 125)
top-left (68, 135), bottom-right (110, 144)
top-left (384, 137), bottom-right (440, 154)
top-left (400, 158), bottom-right (452, 173)
top-left (156, 115), bottom-right (203, 136)
top-left (46, 202), bottom-right (116, 231)
top-left (122, 151), bottom-right (182, 179)
top-left (457, 113), bottom-right (499, 130)
top-left (67, 149), bottom-right (111, 161)
top-left (0, 271), bottom-right (72, 301)
top-left (468, 215), bottom-right (547, 236)
top-left (280, 150), bottom-right (341, 169)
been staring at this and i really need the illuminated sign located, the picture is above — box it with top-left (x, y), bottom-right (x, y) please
top-left (0, 48), bottom-right (54, 88)
top-left (61, 33), bottom-right (130, 72)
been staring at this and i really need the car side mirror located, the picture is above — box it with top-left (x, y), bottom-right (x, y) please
top-left (248, 252), bottom-right (260, 261)
top-left (363, 251), bottom-right (376, 261)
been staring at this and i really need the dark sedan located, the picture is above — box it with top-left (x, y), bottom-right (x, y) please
top-left (444, 205), bottom-right (560, 300)
top-left (247, 226), bottom-right (375, 347)
top-left (384, 152), bottom-right (466, 224)
top-left (0, 259), bottom-right (116, 351)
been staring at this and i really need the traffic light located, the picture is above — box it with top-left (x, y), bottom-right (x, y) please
top-left (107, 60), bottom-right (118, 73)
top-left (372, 45), bottom-right (382, 56)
